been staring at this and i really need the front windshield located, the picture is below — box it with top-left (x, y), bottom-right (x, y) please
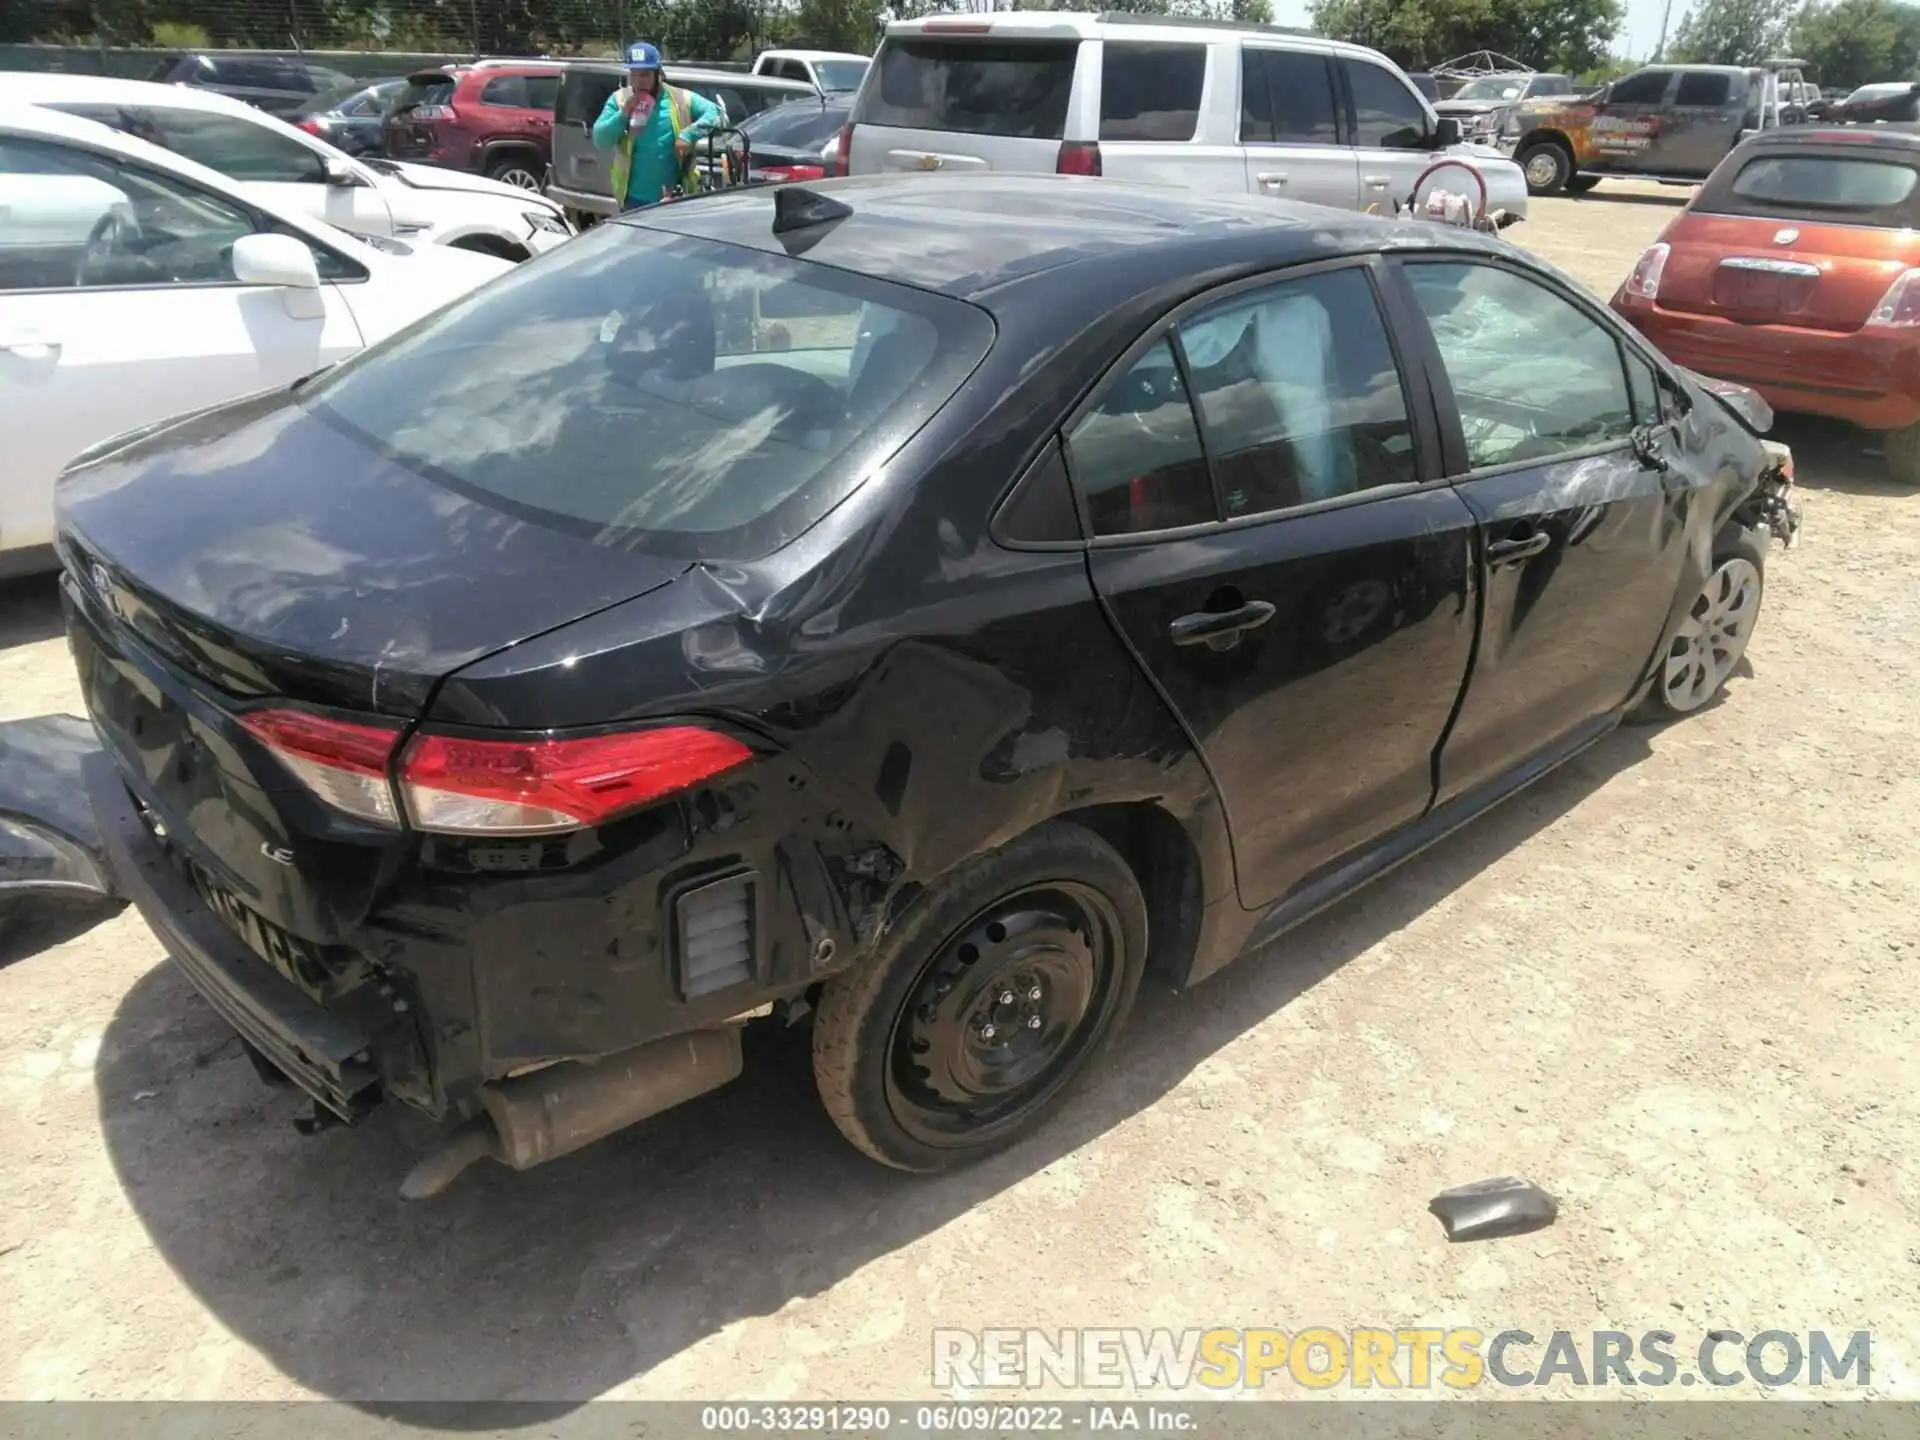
top-left (299, 221), bottom-right (994, 559)
top-left (814, 60), bottom-right (870, 91)
top-left (1452, 77), bottom-right (1529, 101)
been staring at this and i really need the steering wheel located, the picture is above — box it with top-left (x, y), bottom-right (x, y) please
top-left (75, 208), bottom-right (154, 287)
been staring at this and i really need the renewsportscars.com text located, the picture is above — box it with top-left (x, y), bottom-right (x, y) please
top-left (932, 1327), bottom-right (1872, 1391)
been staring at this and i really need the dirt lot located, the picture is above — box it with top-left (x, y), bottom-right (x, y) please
top-left (3, 182), bottom-right (1918, 1409)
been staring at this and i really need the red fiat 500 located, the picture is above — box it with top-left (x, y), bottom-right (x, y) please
top-left (1612, 127), bottom-right (1920, 483)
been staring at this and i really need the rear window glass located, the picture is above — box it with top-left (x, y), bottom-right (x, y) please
top-left (858, 38), bottom-right (1077, 140)
top-left (557, 70), bottom-right (622, 126)
top-left (1607, 70), bottom-right (1670, 104)
top-left (1726, 154), bottom-right (1920, 213)
top-left (300, 225), bottom-right (994, 561)
top-left (480, 75), bottom-right (530, 107)
top-left (1101, 42), bottom-right (1205, 142)
top-left (397, 76), bottom-right (456, 110)
top-left (741, 102), bottom-right (847, 148)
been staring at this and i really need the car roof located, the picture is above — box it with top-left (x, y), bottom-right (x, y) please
top-left (632, 173), bottom-right (1503, 307)
top-left (760, 49), bottom-right (868, 61)
top-left (880, 11), bottom-right (1418, 68)
top-left (557, 58), bottom-right (815, 92)
top-left (1, 71), bottom-right (291, 119)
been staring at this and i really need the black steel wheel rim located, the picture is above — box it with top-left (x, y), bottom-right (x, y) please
top-left (885, 881), bottom-right (1124, 1148)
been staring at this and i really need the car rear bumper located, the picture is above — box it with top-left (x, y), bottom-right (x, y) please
top-left (84, 748), bottom-right (385, 1118)
top-left (1616, 295), bottom-right (1920, 430)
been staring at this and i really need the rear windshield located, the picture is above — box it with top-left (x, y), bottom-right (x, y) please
top-left (741, 101), bottom-right (848, 148)
top-left (856, 38), bottom-right (1077, 139)
top-left (814, 60), bottom-right (870, 92)
top-left (1699, 150), bottom-right (1920, 225)
top-left (395, 75), bottom-right (456, 111)
top-left (300, 224), bottom-right (994, 560)
top-left (557, 69), bottom-right (623, 127)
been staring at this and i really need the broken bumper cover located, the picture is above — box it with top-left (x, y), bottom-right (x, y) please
top-left (0, 714), bottom-right (119, 909)
top-left (84, 750), bottom-right (380, 1117)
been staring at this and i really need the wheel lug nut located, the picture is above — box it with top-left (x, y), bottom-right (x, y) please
top-left (981, 1023), bottom-right (997, 1040)
top-left (1027, 1015), bottom-right (1042, 1030)
top-left (999, 990), bottom-right (1014, 1005)
top-left (1027, 986), bottom-right (1042, 1001)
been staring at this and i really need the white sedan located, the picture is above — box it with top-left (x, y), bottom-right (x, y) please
top-left (7, 72), bottom-right (573, 262)
top-left (0, 104), bottom-right (513, 577)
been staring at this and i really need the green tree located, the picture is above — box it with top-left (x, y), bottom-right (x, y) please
top-left (1310, 0), bottom-right (1621, 72)
top-left (1668, 0), bottom-right (1798, 64)
top-left (1791, 0), bottom-right (1920, 90)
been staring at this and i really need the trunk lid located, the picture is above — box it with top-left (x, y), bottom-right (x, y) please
top-left (58, 387), bottom-right (689, 719)
top-left (1656, 210), bottom-right (1920, 332)
top-left (849, 33), bottom-right (1083, 176)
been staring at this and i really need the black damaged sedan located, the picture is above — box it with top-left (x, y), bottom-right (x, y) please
top-left (58, 176), bottom-right (1798, 1195)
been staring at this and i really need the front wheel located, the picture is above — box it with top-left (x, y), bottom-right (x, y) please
top-left (1883, 421), bottom-right (1920, 484)
top-left (811, 821), bottom-right (1148, 1172)
top-left (1633, 534), bottom-right (1766, 721)
top-left (484, 154), bottom-right (543, 190)
top-left (1517, 141), bottom-right (1571, 196)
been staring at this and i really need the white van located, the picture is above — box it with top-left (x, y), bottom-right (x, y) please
top-left (839, 12), bottom-right (1528, 220)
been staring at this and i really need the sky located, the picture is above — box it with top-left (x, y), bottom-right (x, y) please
top-left (1267, 0), bottom-right (1683, 63)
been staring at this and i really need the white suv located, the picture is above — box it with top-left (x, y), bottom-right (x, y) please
top-left (840, 12), bottom-right (1528, 220)
top-left (9, 74), bottom-right (573, 262)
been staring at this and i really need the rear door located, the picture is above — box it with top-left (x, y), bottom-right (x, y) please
top-left (1096, 39), bottom-right (1232, 189)
top-left (0, 133), bottom-right (362, 555)
top-left (848, 32), bottom-right (1083, 175)
top-left (1240, 44), bottom-right (1359, 210)
top-left (552, 66), bottom-right (624, 204)
top-left (1654, 69), bottom-right (1745, 175)
top-left (1656, 145), bottom-right (1920, 335)
top-left (1394, 256), bottom-right (1690, 802)
top-left (1339, 54), bottom-right (1438, 210)
top-left (1070, 259), bottom-right (1479, 909)
top-left (475, 73), bottom-right (556, 173)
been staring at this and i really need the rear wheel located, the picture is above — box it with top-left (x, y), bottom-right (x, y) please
top-left (1565, 173), bottom-right (1602, 195)
top-left (484, 153), bottom-right (543, 190)
top-left (1884, 421), bottom-right (1920, 485)
top-left (811, 822), bottom-right (1147, 1172)
top-left (1632, 533), bottom-right (1766, 721)
top-left (1518, 140), bottom-right (1572, 196)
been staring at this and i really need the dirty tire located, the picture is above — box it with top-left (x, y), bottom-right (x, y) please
top-left (1565, 173), bottom-right (1602, 195)
top-left (1518, 141), bottom-right (1571, 196)
top-left (1884, 422), bottom-right (1920, 485)
top-left (484, 154), bottom-right (542, 190)
top-left (811, 821), bottom-right (1148, 1172)
top-left (1631, 531), bottom-right (1767, 723)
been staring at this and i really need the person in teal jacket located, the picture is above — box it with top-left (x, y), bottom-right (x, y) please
top-left (592, 41), bottom-right (725, 210)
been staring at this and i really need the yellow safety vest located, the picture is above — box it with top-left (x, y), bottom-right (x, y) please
top-left (609, 85), bottom-right (701, 203)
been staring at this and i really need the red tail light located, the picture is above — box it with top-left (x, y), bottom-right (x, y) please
top-left (398, 726), bottom-right (754, 835)
top-left (826, 123), bottom-right (855, 177)
top-left (1621, 242), bottom-right (1669, 302)
top-left (1056, 141), bottom-right (1102, 177)
top-left (411, 104), bottom-right (457, 122)
top-left (1867, 268), bottom-right (1920, 327)
top-left (240, 709), bottom-right (402, 827)
top-left (762, 164), bottom-right (827, 183)
top-left (294, 118), bottom-right (324, 136)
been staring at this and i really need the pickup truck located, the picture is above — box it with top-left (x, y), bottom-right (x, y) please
top-left (1504, 61), bottom-right (1812, 194)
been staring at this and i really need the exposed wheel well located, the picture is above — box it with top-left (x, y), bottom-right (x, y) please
top-left (1517, 129), bottom-right (1574, 159)
top-left (448, 233), bottom-right (529, 261)
top-left (1060, 802), bottom-right (1204, 988)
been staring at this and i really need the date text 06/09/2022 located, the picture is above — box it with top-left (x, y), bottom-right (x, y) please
top-left (699, 1406), bottom-right (1196, 1432)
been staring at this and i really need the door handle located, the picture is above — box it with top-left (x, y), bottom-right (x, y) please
top-left (1169, 601), bottom-right (1276, 647)
top-left (1255, 171), bottom-right (1288, 186)
top-left (1364, 174), bottom-right (1392, 187)
top-left (1486, 530), bottom-right (1552, 567)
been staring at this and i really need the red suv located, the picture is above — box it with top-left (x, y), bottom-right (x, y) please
top-left (384, 62), bottom-right (561, 190)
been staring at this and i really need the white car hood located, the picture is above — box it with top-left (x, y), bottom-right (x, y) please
top-left (379, 159), bottom-right (555, 207)
top-left (345, 241), bottom-right (513, 343)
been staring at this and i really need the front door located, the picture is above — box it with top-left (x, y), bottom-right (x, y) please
top-left (1339, 55), bottom-right (1437, 212)
top-left (1071, 260), bottom-right (1479, 909)
top-left (0, 134), bottom-right (363, 557)
top-left (1393, 257), bottom-right (1691, 804)
top-left (1585, 68), bottom-right (1676, 174)
top-left (1239, 45), bottom-right (1358, 211)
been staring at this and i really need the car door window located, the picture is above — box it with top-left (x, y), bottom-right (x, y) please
top-left (1176, 267), bottom-right (1415, 516)
top-left (0, 136), bottom-right (253, 291)
top-left (525, 75), bottom-right (560, 111)
top-left (1404, 261), bottom-right (1636, 470)
top-left (1100, 42), bottom-right (1206, 141)
top-left (1675, 72), bottom-right (1732, 106)
top-left (481, 75), bottom-right (531, 108)
top-left (1346, 59), bottom-right (1429, 148)
top-left (1066, 339), bottom-right (1214, 536)
top-left (1625, 347), bottom-right (1662, 425)
top-left (1607, 71), bottom-right (1671, 104)
top-left (1241, 48), bottom-right (1339, 143)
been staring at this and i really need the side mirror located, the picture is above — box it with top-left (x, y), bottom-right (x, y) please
top-left (323, 156), bottom-right (363, 187)
top-left (232, 233), bottom-right (321, 289)
top-left (1434, 116), bottom-right (1461, 147)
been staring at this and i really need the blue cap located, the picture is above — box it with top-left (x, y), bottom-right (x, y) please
top-left (625, 40), bottom-right (662, 69)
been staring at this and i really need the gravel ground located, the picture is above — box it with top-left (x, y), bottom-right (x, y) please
top-left (2, 182), bottom-right (1917, 1410)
